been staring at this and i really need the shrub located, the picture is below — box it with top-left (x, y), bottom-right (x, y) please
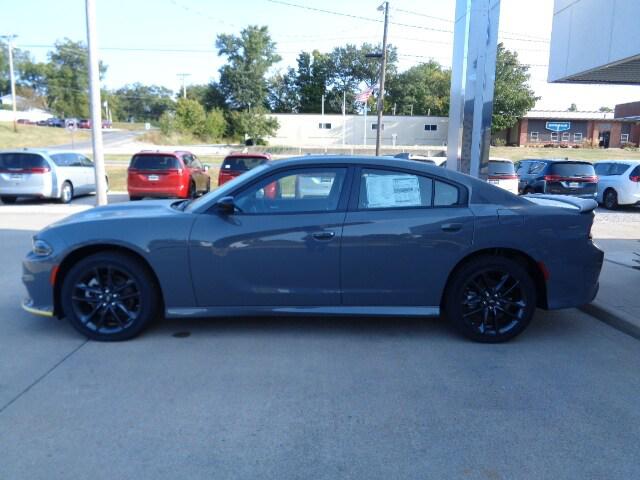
top-left (202, 108), bottom-right (226, 142)
top-left (175, 98), bottom-right (207, 136)
top-left (492, 137), bottom-right (507, 147)
top-left (158, 111), bottom-right (175, 135)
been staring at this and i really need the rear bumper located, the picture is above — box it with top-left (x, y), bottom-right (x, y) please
top-left (128, 184), bottom-right (188, 198)
top-left (0, 185), bottom-right (55, 198)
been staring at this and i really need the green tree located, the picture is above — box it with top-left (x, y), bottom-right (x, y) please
top-left (216, 25), bottom-right (281, 110)
top-left (599, 106), bottom-right (612, 113)
top-left (492, 43), bottom-right (538, 133)
top-left (228, 107), bottom-right (279, 143)
top-left (45, 39), bottom-right (106, 118)
top-left (182, 83), bottom-right (226, 111)
top-left (294, 51), bottom-right (331, 113)
top-left (113, 83), bottom-right (174, 122)
top-left (267, 68), bottom-right (299, 113)
top-left (175, 98), bottom-right (207, 136)
top-left (386, 60), bottom-right (451, 116)
top-left (203, 108), bottom-right (227, 141)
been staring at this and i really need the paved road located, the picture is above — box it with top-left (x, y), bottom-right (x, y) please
top-left (47, 129), bottom-right (146, 152)
top-left (1, 225), bottom-right (639, 478)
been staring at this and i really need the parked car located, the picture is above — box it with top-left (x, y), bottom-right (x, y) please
top-left (218, 153), bottom-right (271, 186)
top-left (515, 159), bottom-right (597, 198)
top-left (17, 119), bottom-right (33, 125)
top-left (22, 155), bottom-right (603, 343)
top-left (78, 119), bottom-right (91, 129)
top-left (393, 152), bottom-right (448, 167)
top-left (594, 160), bottom-right (640, 209)
top-left (486, 158), bottom-right (518, 195)
top-left (46, 118), bottom-right (64, 128)
top-left (36, 119), bottom-right (48, 126)
top-left (0, 149), bottom-right (107, 204)
top-left (102, 119), bottom-right (112, 129)
top-left (127, 150), bottom-right (210, 201)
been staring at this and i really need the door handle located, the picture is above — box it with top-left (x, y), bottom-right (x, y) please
top-left (312, 231), bottom-right (336, 241)
top-left (441, 223), bottom-right (463, 232)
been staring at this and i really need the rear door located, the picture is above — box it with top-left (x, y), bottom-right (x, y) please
top-left (341, 167), bottom-right (474, 307)
top-left (50, 153), bottom-right (86, 193)
top-left (77, 154), bottom-right (96, 192)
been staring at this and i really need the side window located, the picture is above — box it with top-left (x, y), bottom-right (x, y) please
top-left (359, 169), bottom-right (433, 209)
top-left (234, 168), bottom-right (347, 214)
top-left (594, 163), bottom-right (611, 176)
top-left (515, 161), bottom-right (528, 175)
top-left (434, 180), bottom-right (460, 206)
top-left (79, 155), bottom-right (93, 167)
top-left (191, 155), bottom-right (202, 169)
top-left (529, 162), bottom-right (545, 175)
top-left (611, 163), bottom-right (630, 175)
top-left (182, 155), bottom-right (193, 167)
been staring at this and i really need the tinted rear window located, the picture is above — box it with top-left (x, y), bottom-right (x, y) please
top-left (550, 162), bottom-right (595, 177)
top-left (0, 153), bottom-right (48, 169)
top-left (222, 156), bottom-right (267, 171)
top-left (488, 161), bottom-right (515, 175)
top-left (631, 165), bottom-right (640, 177)
top-left (130, 155), bottom-right (180, 170)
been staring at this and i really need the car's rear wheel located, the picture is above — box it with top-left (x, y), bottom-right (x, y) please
top-left (59, 181), bottom-right (73, 204)
top-left (60, 252), bottom-right (159, 341)
top-left (1, 196), bottom-right (17, 204)
top-left (204, 178), bottom-right (211, 194)
top-left (603, 188), bottom-right (618, 210)
top-left (188, 181), bottom-right (196, 199)
top-left (444, 256), bottom-right (536, 343)
top-left (523, 187), bottom-right (535, 195)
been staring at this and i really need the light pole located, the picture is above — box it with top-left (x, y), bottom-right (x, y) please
top-left (375, 1), bottom-right (390, 156)
top-left (1, 35), bottom-right (18, 133)
top-left (177, 73), bottom-right (191, 99)
top-left (85, 0), bottom-right (108, 206)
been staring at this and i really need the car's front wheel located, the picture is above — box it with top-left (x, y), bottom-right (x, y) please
top-left (60, 252), bottom-right (159, 341)
top-left (444, 256), bottom-right (536, 343)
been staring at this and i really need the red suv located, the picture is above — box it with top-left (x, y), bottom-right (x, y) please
top-left (218, 153), bottom-right (271, 186)
top-left (127, 151), bottom-right (210, 201)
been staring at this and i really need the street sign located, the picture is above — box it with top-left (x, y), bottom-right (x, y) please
top-left (545, 121), bottom-right (571, 132)
top-left (66, 122), bottom-right (77, 132)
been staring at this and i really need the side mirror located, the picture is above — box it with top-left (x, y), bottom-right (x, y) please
top-left (214, 196), bottom-right (237, 214)
top-left (203, 164), bottom-right (211, 172)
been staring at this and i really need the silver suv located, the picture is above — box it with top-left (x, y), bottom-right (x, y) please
top-left (0, 149), bottom-right (105, 204)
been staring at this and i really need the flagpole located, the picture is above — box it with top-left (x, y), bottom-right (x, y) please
top-left (363, 102), bottom-right (367, 147)
top-left (342, 91), bottom-right (346, 148)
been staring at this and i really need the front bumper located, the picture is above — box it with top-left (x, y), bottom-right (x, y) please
top-left (21, 298), bottom-right (54, 317)
top-left (22, 251), bottom-right (58, 318)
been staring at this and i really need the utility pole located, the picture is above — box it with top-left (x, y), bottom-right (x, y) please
top-left (393, 103), bottom-right (396, 116)
top-left (375, 1), bottom-right (390, 156)
top-left (85, 0), bottom-right (108, 206)
top-left (177, 73), bottom-right (191, 99)
top-left (1, 35), bottom-right (18, 133)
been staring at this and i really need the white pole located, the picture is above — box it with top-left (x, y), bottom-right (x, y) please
top-left (85, 0), bottom-right (107, 206)
top-left (2, 35), bottom-right (18, 133)
top-left (363, 102), bottom-right (367, 147)
top-left (321, 94), bottom-right (325, 116)
top-left (342, 91), bottom-right (346, 148)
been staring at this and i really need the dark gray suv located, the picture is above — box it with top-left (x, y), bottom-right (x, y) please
top-left (515, 159), bottom-right (597, 198)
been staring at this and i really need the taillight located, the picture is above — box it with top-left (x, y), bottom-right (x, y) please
top-left (544, 174), bottom-right (597, 183)
top-left (630, 175), bottom-right (640, 182)
top-left (543, 175), bottom-right (562, 182)
top-left (488, 174), bottom-right (518, 180)
top-left (0, 167), bottom-right (50, 174)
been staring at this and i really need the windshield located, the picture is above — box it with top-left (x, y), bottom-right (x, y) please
top-left (222, 156), bottom-right (268, 171)
top-left (550, 162), bottom-right (595, 177)
top-left (130, 155), bottom-right (181, 170)
top-left (488, 161), bottom-right (515, 175)
top-left (0, 153), bottom-right (48, 170)
top-left (186, 163), bottom-right (271, 212)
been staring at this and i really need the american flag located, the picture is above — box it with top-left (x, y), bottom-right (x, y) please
top-left (355, 87), bottom-right (374, 103)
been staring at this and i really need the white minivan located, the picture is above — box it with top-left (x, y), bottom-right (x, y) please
top-left (0, 149), bottom-right (105, 204)
top-left (594, 160), bottom-right (640, 209)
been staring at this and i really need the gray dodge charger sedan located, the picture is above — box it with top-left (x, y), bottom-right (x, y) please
top-left (22, 156), bottom-right (604, 342)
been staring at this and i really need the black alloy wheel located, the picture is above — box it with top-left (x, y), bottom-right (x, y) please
top-left (604, 189), bottom-right (618, 210)
top-left (445, 256), bottom-right (536, 343)
top-left (188, 181), bottom-right (196, 199)
top-left (61, 252), bottom-right (158, 341)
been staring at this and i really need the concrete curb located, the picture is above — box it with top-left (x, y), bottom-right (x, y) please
top-left (580, 301), bottom-right (640, 341)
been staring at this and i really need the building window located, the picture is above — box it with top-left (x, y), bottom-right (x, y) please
top-left (318, 123), bottom-right (332, 129)
top-left (424, 124), bottom-right (438, 131)
top-left (574, 132), bottom-right (583, 142)
top-left (530, 131), bottom-right (539, 142)
top-left (371, 123), bottom-right (385, 131)
top-left (621, 133), bottom-right (630, 143)
top-left (561, 132), bottom-right (570, 142)
top-left (550, 132), bottom-right (559, 142)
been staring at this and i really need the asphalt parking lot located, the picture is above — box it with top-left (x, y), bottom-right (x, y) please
top-left (1, 200), bottom-right (640, 479)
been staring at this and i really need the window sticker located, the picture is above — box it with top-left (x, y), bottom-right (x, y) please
top-left (365, 174), bottom-right (421, 208)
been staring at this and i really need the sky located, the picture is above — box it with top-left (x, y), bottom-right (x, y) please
top-left (3, 0), bottom-right (640, 111)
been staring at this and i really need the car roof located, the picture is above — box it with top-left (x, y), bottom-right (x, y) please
top-left (594, 159), bottom-right (640, 164)
top-left (488, 157), bottom-right (513, 163)
top-left (0, 148), bottom-right (77, 156)
top-left (133, 150), bottom-right (184, 157)
top-left (521, 158), bottom-right (591, 164)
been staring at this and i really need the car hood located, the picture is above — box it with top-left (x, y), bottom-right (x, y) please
top-left (45, 199), bottom-right (182, 230)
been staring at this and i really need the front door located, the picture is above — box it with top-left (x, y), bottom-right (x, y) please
top-left (341, 167), bottom-right (474, 307)
top-left (189, 166), bottom-right (350, 307)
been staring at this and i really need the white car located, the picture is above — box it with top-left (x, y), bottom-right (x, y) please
top-left (594, 160), bottom-right (640, 209)
top-left (486, 158), bottom-right (518, 195)
top-left (0, 149), bottom-right (106, 204)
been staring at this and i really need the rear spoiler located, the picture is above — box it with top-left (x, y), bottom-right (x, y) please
top-left (524, 194), bottom-right (598, 213)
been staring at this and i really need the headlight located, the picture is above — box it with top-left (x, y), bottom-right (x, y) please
top-left (32, 238), bottom-right (53, 257)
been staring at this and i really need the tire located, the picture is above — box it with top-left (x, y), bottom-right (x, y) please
top-left (188, 181), bottom-right (196, 199)
top-left (603, 188), bottom-right (618, 210)
top-left (523, 187), bottom-right (535, 195)
top-left (60, 252), bottom-right (159, 341)
top-left (204, 178), bottom-right (211, 194)
top-left (443, 256), bottom-right (537, 343)
top-left (1, 196), bottom-right (17, 204)
top-left (59, 181), bottom-right (73, 204)
top-left (129, 196), bottom-right (142, 201)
